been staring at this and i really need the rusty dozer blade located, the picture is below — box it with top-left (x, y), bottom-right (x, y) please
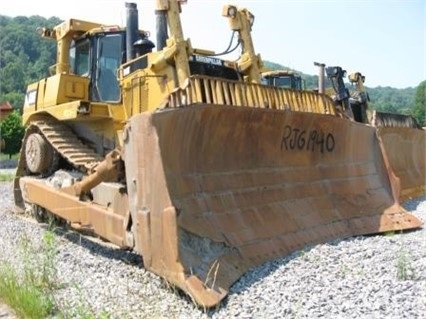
top-left (123, 105), bottom-right (422, 307)
top-left (377, 127), bottom-right (426, 201)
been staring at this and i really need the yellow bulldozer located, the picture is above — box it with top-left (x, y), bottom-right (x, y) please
top-left (348, 71), bottom-right (426, 200)
top-left (261, 70), bottom-right (304, 90)
top-left (14, 1), bottom-right (422, 308)
top-left (323, 66), bottom-right (426, 201)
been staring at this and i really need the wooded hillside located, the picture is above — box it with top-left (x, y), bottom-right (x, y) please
top-left (0, 15), bottom-right (61, 109)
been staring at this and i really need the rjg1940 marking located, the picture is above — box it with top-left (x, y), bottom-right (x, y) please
top-left (280, 125), bottom-right (335, 153)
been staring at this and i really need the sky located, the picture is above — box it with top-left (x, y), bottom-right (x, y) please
top-left (2, 0), bottom-right (425, 88)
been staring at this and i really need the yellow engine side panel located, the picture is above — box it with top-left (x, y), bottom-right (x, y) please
top-left (120, 52), bottom-right (180, 117)
top-left (41, 74), bottom-right (89, 108)
top-left (22, 74), bottom-right (91, 123)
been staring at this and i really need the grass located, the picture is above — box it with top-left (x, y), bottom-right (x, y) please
top-left (0, 230), bottom-right (57, 319)
top-left (0, 151), bottom-right (17, 182)
top-left (384, 230), bottom-right (396, 237)
top-left (0, 152), bottom-right (19, 161)
top-left (382, 230), bottom-right (415, 281)
top-left (0, 172), bottom-right (14, 182)
top-left (0, 218), bottom-right (113, 318)
top-left (41, 220), bottom-right (59, 288)
top-left (0, 263), bottom-right (55, 318)
top-left (396, 247), bottom-right (415, 281)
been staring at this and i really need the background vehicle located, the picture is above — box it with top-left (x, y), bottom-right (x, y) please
top-left (261, 70), bottom-right (304, 90)
top-left (14, 1), bottom-right (421, 307)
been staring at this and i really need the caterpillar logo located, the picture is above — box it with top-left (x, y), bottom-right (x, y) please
top-left (190, 55), bottom-right (223, 66)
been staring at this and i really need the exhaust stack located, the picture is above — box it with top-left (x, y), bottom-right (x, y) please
top-left (126, 2), bottom-right (139, 62)
top-left (314, 61), bottom-right (326, 94)
top-left (155, 10), bottom-right (168, 51)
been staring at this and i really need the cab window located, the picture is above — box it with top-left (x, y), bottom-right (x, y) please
top-left (70, 39), bottom-right (90, 76)
top-left (96, 34), bottom-right (122, 102)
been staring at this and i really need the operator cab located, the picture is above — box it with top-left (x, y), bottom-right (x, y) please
top-left (70, 32), bottom-right (122, 103)
top-left (70, 31), bottom-right (125, 103)
top-left (70, 29), bottom-right (153, 104)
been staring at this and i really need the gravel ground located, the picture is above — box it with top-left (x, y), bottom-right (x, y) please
top-left (0, 178), bottom-right (425, 319)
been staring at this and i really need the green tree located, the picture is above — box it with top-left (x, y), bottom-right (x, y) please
top-left (0, 110), bottom-right (25, 158)
top-left (412, 80), bottom-right (426, 126)
top-left (0, 15), bottom-right (60, 109)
